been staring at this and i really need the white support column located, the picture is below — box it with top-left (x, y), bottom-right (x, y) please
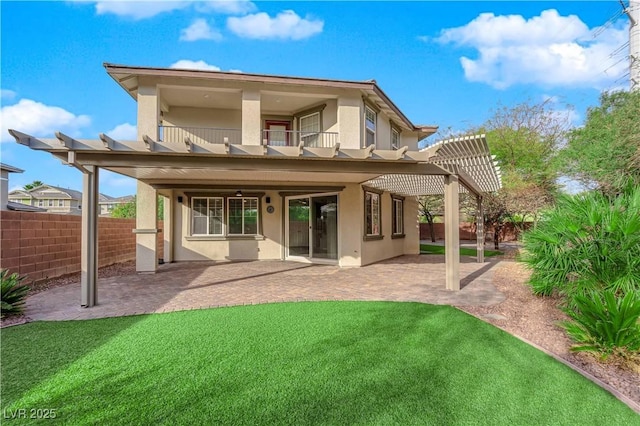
top-left (444, 174), bottom-right (460, 291)
top-left (242, 90), bottom-right (261, 145)
top-left (162, 191), bottom-right (173, 263)
top-left (81, 166), bottom-right (99, 307)
top-left (135, 181), bottom-right (158, 273)
top-left (476, 195), bottom-right (485, 264)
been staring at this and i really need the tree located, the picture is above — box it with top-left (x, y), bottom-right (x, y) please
top-left (418, 195), bottom-right (443, 242)
top-left (23, 180), bottom-right (44, 190)
top-left (472, 99), bottom-right (572, 245)
top-left (559, 90), bottom-right (640, 195)
top-left (111, 196), bottom-right (165, 219)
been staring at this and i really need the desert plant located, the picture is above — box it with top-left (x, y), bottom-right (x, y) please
top-left (1, 269), bottom-right (30, 317)
top-left (520, 184), bottom-right (640, 297)
top-left (561, 290), bottom-right (640, 360)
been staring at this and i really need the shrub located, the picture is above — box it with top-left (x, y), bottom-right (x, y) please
top-left (562, 291), bottom-right (640, 360)
top-left (520, 185), bottom-right (640, 297)
top-left (1, 269), bottom-right (30, 318)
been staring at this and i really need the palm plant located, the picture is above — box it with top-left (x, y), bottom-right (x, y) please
top-left (520, 185), bottom-right (640, 297)
top-left (1, 269), bottom-right (30, 317)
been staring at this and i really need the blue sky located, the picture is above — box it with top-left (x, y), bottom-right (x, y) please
top-left (0, 1), bottom-right (631, 196)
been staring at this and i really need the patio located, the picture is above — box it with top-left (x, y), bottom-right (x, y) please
top-left (25, 254), bottom-right (505, 321)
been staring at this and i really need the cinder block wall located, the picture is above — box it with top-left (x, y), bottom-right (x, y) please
top-left (0, 211), bottom-right (164, 283)
top-left (419, 222), bottom-right (528, 242)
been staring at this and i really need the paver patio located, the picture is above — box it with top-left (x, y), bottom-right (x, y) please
top-left (25, 254), bottom-right (505, 321)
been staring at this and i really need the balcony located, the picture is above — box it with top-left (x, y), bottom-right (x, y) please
top-left (159, 126), bottom-right (338, 148)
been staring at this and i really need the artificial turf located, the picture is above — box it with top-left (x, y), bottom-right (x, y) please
top-left (420, 243), bottom-right (503, 257)
top-left (1, 302), bottom-right (637, 424)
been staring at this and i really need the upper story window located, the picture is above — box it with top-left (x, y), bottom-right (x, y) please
top-left (58, 199), bottom-right (64, 207)
top-left (391, 128), bottom-right (400, 150)
top-left (365, 106), bottom-right (376, 147)
top-left (48, 199), bottom-right (54, 207)
top-left (299, 112), bottom-right (320, 147)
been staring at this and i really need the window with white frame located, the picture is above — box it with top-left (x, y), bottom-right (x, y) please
top-left (58, 199), bottom-right (64, 207)
top-left (299, 112), bottom-right (320, 147)
top-left (191, 197), bottom-right (224, 236)
top-left (228, 198), bottom-right (259, 235)
top-left (38, 200), bottom-right (44, 207)
top-left (391, 128), bottom-right (400, 150)
top-left (392, 197), bottom-right (404, 235)
top-left (48, 199), bottom-right (54, 207)
top-left (365, 191), bottom-right (381, 236)
top-left (365, 106), bottom-right (376, 147)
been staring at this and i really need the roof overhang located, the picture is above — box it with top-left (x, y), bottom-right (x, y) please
top-left (103, 63), bottom-right (437, 138)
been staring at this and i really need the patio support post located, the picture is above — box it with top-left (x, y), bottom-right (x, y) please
top-left (476, 195), bottom-right (485, 263)
top-left (242, 90), bottom-right (261, 145)
top-left (81, 166), bottom-right (99, 307)
top-left (444, 174), bottom-right (460, 291)
top-left (135, 181), bottom-right (158, 273)
top-left (163, 191), bottom-right (173, 263)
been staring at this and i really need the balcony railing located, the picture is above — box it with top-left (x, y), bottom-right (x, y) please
top-left (158, 126), bottom-right (339, 148)
top-left (159, 126), bottom-right (242, 145)
top-left (262, 129), bottom-right (338, 148)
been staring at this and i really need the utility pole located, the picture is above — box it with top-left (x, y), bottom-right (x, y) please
top-left (624, 0), bottom-right (640, 90)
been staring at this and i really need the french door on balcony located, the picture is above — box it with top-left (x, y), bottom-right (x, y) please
top-left (265, 120), bottom-right (291, 146)
top-left (286, 194), bottom-right (338, 262)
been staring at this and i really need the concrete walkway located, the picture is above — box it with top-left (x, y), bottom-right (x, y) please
top-left (25, 255), bottom-right (506, 321)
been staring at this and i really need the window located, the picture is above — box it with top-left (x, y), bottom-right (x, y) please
top-left (392, 197), bottom-right (404, 236)
top-left (48, 199), bottom-right (54, 207)
top-left (299, 112), bottom-right (320, 147)
top-left (191, 197), bottom-right (224, 236)
top-left (58, 199), bottom-right (64, 207)
top-left (391, 128), bottom-right (400, 150)
top-left (38, 200), bottom-right (44, 207)
top-left (365, 191), bottom-right (381, 236)
top-left (365, 106), bottom-right (376, 147)
top-left (228, 198), bottom-right (258, 235)
top-left (190, 196), bottom-right (259, 237)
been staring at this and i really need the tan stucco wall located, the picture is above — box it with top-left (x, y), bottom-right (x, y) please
top-left (163, 107), bottom-right (242, 129)
top-left (337, 183), bottom-right (363, 267)
top-left (0, 170), bottom-right (8, 211)
top-left (361, 191), bottom-right (419, 265)
top-left (137, 83), bottom-right (159, 140)
top-left (337, 96), bottom-right (362, 149)
top-left (323, 99), bottom-right (339, 133)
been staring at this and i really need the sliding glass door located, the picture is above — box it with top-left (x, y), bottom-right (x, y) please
top-left (286, 194), bottom-right (338, 261)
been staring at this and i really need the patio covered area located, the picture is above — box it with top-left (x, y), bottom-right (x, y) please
top-left (25, 254), bottom-right (505, 321)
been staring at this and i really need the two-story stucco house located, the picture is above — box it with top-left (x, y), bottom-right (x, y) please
top-left (8, 184), bottom-right (83, 215)
top-left (9, 63), bottom-right (501, 307)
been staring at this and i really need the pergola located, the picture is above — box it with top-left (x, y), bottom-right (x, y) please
top-left (9, 129), bottom-right (501, 307)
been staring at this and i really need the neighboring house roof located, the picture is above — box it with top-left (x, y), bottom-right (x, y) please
top-left (99, 194), bottom-right (134, 204)
top-left (23, 184), bottom-right (83, 200)
top-left (0, 163), bottom-right (24, 173)
top-left (7, 201), bottom-right (46, 212)
top-left (104, 63), bottom-right (438, 139)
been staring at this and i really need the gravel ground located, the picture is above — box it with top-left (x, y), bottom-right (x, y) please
top-left (2, 256), bottom-right (639, 408)
top-left (459, 249), bottom-right (640, 407)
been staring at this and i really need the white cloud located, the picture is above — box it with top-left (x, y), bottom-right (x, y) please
top-left (0, 99), bottom-right (91, 143)
top-left (434, 9), bottom-right (628, 89)
top-left (106, 122), bottom-right (137, 140)
top-left (1, 89), bottom-right (17, 100)
top-left (100, 170), bottom-right (137, 192)
top-left (196, 0), bottom-right (256, 15)
top-left (180, 18), bottom-right (222, 42)
top-left (94, 0), bottom-right (190, 20)
top-left (169, 60), bottom-right (222, 71)
top-left (227, 10), bottom-right (323, 40)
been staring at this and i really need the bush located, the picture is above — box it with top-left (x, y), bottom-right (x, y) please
top-left (520, 185), bottom-right (640, 297)
top-left (562, 291), bottom-right (640, 360)
top-left (1, 269), bottom-right (30, 318)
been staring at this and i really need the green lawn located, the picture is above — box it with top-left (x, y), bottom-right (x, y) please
top-left (420, 243), bottom-right (503, 257)
top-left (2, 302), bottom-right (636, 424)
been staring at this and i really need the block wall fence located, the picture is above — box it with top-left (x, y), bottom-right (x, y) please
top-left (0, 211), bottom-right (164, 283)
top-left (419, 222), bottom-right (528, 242)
